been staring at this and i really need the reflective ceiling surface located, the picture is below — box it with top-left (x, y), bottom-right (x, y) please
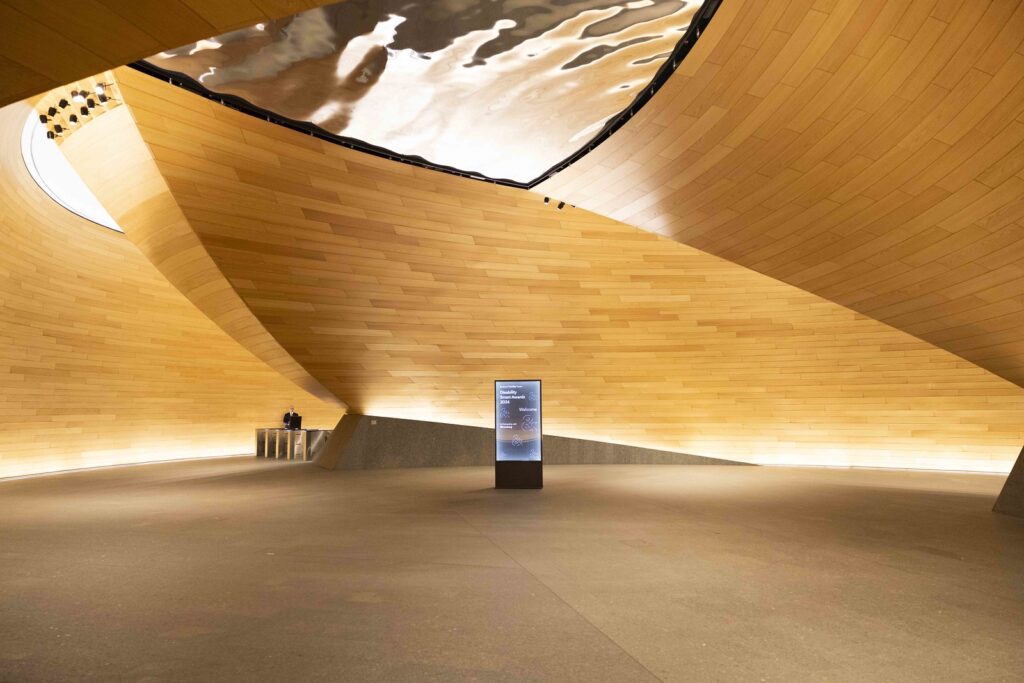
top-left (143, 0), bottom-right (707, 183)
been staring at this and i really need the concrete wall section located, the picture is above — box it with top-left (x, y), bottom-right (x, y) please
top-left (544, 435), bottom-right (742, 466)
top-left (316, 414), bottom-right (743, 471)
top-left (993, 446), bottom-right (1024, 519)
top-left (316, 414), bottom-right (362, 471)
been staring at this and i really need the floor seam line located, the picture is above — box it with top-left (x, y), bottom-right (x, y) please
top-left (453, 509), bottom-right (665, 683)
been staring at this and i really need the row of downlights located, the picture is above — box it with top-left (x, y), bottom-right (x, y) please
top-left (543, 196), bottom-right (575, 210)
top-left (38, 84), bottom-right (115, 139)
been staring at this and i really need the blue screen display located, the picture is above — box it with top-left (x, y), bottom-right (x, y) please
top-left (495, 380), bottom-right (541, 462)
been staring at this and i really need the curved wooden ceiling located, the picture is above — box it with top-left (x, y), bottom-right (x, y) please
top-left (537, 0), bottom-right (1024, 388)
top-left (0, 0), bottom-right (336, 106)
top-left (0, 101), bottom-right (341, 478)
top-left (63, 67), bottom-right (1024, 470)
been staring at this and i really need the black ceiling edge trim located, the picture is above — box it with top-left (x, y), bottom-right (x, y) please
top-left (127, 60), bottom-right (515, 185)
top-left (128, 0), bottom-right (722, 191)
top-left (528, 0), bottom-right (722, 189)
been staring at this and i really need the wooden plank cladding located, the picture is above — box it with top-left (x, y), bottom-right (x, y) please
top-left (537, 0), bottom-right (1024, 389)
top-left (64, 66), bottom-right (1024, 472)
top-left (0, 101), bottom-right (341, 478)
top-left (0, 0), bottom-right (339, 106)
top-left (59, 104), bottom-right (345, 409)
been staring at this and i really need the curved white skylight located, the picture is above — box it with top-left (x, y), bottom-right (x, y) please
top-left (20, 114), bottom-right (122, 232)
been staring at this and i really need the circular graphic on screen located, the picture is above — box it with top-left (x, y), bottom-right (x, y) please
top-left (511, 434), bottom-right (522, 447)
top-left (521, 415), bottom-right (536, 432)
top-left (500, 407), bottom-right (511, 420)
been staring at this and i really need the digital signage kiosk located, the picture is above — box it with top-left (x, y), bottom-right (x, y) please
top-left (494, 380), bottom-right (543, 489)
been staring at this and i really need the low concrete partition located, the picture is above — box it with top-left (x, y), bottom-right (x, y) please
top-left (316, 414), bottom-right (746, 471)
top-left (994, 445), bottom-right (1024, 519)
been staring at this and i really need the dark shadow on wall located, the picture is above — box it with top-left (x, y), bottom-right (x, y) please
top-left (315, 414), bottom-right (748, 471)
top-left (993, 445), bottom-right (1024, 519)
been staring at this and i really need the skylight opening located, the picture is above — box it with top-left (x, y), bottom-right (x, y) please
top-left (139, 0), bottom-right (722, 188)
top-left (20, 114), bottom-right (122, 233)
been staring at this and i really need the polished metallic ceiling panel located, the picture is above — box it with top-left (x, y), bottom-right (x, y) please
top-left (143, 0), bottom-right (708, 184)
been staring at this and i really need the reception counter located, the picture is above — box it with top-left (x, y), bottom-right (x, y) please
top-left (255, 428), bottom-right (331, 462)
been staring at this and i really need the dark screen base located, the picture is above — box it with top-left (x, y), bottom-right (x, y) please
top-left (495, 461), bottom-right (543, 489)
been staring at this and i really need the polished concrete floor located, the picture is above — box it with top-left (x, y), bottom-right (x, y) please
top-left (1, 459), bottom-right (1022, 682)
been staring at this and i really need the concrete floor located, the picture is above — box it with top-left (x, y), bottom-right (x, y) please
top-left (0, 460), bottom-right (1022, 682)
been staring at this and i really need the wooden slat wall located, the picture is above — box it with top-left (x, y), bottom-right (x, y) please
top-left (84, 67), bottom-right (1024, 471)
top-left (59, 101), bottom-right (345, 409)
top-left (0, 101), bottom-right (340, 478)
top-left (0, 0), bottom-right (336, 106)
top-left (537, 0), bottom-right (1024, 389)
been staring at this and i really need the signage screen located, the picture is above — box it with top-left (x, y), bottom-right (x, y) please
top-left (494, 380), bottom-right (542, 462)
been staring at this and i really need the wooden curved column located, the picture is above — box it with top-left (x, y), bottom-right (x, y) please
top-left (537, 0), bottom-right (1024, 388)
top-left (0, 101), bottom-right (340, 478)
top-left (59, 93), bottom-right (344, 409)
top-left (74, 67), bottom-right (1024, 471)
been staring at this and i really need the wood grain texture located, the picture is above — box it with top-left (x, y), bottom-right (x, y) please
top-left (0, 101), bottom-right (340, 478)
top-left (60, 102), bottom-right (344, 408)
top-left (0, 0), bottom-right (336, 106)
top-left (537, 0), bottom-right (1024, 389)
top-left (85, 67), bottom-right (1024, 471)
